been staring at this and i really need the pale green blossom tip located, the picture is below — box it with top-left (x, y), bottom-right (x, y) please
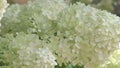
top-left (0, 0), bottom-right (8, 20)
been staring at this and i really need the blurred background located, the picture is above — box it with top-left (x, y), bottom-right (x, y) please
top-left (7, 0), bottom-right (120, 17)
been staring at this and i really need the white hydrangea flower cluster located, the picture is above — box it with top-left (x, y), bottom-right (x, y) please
top-left (0, 0), bottom-right (8, 26)
top-left (1, 0), bottom-right (120, 68)
top-left (41, 0), bottom-right (68, 20)
top-left (9, 33), bottom-right (57, 68)
top-left (16, 48), bottom-right (57, 68)
top-left (100, 49), bottom-right (120, 68)
top-left (54, 3), bottom-right (120, 68)
top-left (0, 0), bottom-right (68, 35)
top-left (37, 48), bottom-right (57, 66)
top-left (0, 0), bottom-right (8, 19)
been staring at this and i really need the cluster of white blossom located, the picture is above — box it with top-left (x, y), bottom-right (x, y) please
top-left (0, 33), bottom-right (57, 68)
top-left (0, 0), bottom-right (8, 27)
top-left (41, 0), bottom-right (68, 20)
top-left (97, 49), bottom-right (120, 68)
top-left (13, 33), bottom-right (57, 68)
top-left (52, 2), bottom-right (120, 68)
top-left (1, 0), bottom-right (120, 68)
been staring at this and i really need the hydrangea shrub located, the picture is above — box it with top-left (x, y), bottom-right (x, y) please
top-left (1, 0), bottom-right (120, 68)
